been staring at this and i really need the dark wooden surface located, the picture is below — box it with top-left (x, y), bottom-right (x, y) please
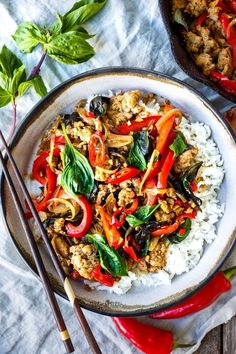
top-left (196, 315), bottom-right (236, 353)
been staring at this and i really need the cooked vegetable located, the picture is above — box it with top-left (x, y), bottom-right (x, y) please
top-left (63, 112), bottom-right (79, 126)
top-left (157, 150), bottom-right (175, 189)
top-left (181, 162), bottom-right (202, 207)
top-left (126, 204), bottom-right (159, 227)
top-left (151, 221), bottom-right (180, 237)
top-left (174, 9), bottom-right (188, 31)
top-left (34, 166), bottom-right (57, 211)
top-left (89, 96), bottom-right (110, 117)
top-left (168, 218), bottom-right (192, 243)
top-left (88, 132), bottom-right (106, 167)
top-left (61, 123), bottom-right (94, 196)
top-left (87, 233), bottom-right (128, 277)
top-left (116, 115), bottom-right (161, 135)
top-left (105, 167), bottom-right (140, 185)
top-left (210, 70), bottom-right (236, 94)
top-left (169, 132), bottom-right (187, 158)
top-left (127, 131), bottom-right (149, 171)
top-left (91, 264), bottom-right (114, 287)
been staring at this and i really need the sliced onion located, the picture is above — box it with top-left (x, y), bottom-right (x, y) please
top-left (95, 166), bottom-right (118, 174)
top-left (47, 198), bottom-right (78, 220)
top-left (107, 132), bottom-right (133, 148)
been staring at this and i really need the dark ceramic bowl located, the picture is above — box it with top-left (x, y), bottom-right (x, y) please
top-left (159, 0), bottom-right (236, 103)
top-left (1, 67), bottom-right (236, 316)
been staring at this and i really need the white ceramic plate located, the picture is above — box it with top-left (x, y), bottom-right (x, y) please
top-left (1, 68), bottom-right (236, 316)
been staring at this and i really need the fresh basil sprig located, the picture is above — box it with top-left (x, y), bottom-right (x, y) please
top-left (13, 0), bottom-right (107, 65)
top-left (169, 131), bottom-right (187, 158)
top-left (127, 131), bottom-right (149, 171)
top-left (61, 123), bottom-right (94, 196)
top-left (0, 45), bottom-right (46, 108)
top-left (87, 233), bottom-right (128, 277)
top-left (126, 204), bottom-right (159, 227)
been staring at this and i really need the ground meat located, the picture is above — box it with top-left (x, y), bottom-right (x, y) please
top-left (96, 184), bottom-right (117, 205)
top-left (66, 121), bottom-right (92, 143)
top-left (51, 236), bottom-right (70, 274)
top-left (122, 90), bottom-right (142, 114)
top-left (194, 53), bottom-right (215, 75)
top-left (53, 218), bottom-right (65, 234)
top-left (217, 47), bottom-right (234, 77)
top-left (185, 0), bottom-right (208, 17)
top-left (174, 147), bottom-right (198, 173)
top-left (155, 209), bottom-right (175, 223)
top-left (137, 239), bottom-right (167, 272)
top-left (185, 31), bottom-right (203, 54)
top-left (118, 188), bottom-right (135, 207)
top-left (198, 27), bottom-right (219, 56)
top-left (172, 0), bottom-right (187, 11)
top-left (70, 244), bottom-right (99, 280)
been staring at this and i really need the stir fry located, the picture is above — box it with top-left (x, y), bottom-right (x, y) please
top-left (29, 90), bottom-right (203, 287)
top-left (172, 0), bottom-right (236, 95)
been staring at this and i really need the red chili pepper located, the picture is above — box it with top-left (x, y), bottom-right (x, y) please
top-left (32, 148), bottom-right (61, 185)
top-left (70, 269), bottom-right (81, 280)
top-left (144, 178), bottom-right (158, 206)
top-left (189, 181), bottom-right (198, 192)
top-left (88, 132), bottom-right (106, 167)
top-left (106, 167), bottom-right (140, 185)
top-left (150, 266), bottom-right (236, 319)
top-left (54, 135), bottom-right (66, 145)
top-left (66, 196), bottom-right (93, 238)
top-left (177, 210), bottom-right (197, 221)
top-left (123, 245), bottom-right (141, 262)
top-left (87, 111), bottom-right (95, 118)
top-left (219, 0), bottom-right (236, 13)
top-left (34, 166), bottom-right (57, 211)
top-left (178, 228), bottom-right (186, 235)
top-left (123, 198), bottom-right (139, 213)
top-left (92, 264), bottom-right (114, 287)
top-left (195, 11), bottom-right (208, 26)
top-left (217, 0), bottom-right (231, 10)
top-left (157, 150), bottom-right (175, 189)
top-left (116, 115), bottom-right (161, 135)
top-left (96, 205), bottom-right (123, 248)
top-left (151, 220), bottom-right (180, 237)
top-left (111, 208), bottom-right (126, 228)
top-left (210, 70), bottom-right (236, 94)
top-left (113, 318), bottom-right (175, 354)
top-left (219, 12), bottom-right (236, 68)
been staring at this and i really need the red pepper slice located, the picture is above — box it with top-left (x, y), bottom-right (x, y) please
top-left (178, 228), bottom-right (186, 235)
top-left (177, 210), bottom-right (197, 221)
top-left (54, 135), bottom-right (66, 145)
top-left (96, 205), bottom-right (123, 248)
top-left (116, 115), bottom-right (161, 135)
top-left (66, 196), bottom-right (93, 238)
top-left (123, 245), bottom-right (141, 262)
top-left (92, 264), bottom-right (114, 287)
top-left (87, 111), bottom-right (95, 118)
top-left (151, 220), bottom-right (180, 237)
top-left (106, 167), bottom-right (140, 185)
top-left (189, 181), bottom-right (198, 192)
top-left (32, 151), bottom-right (49, 185)
top-left (111, 208), bottom-right (126, 228)
top-left (157, 150), bottom-right (175, 189)
top-left (88, 132), bottom-right (106, 167)
top-left (195, 11), bottom-right (208, 26)
top-left (210, 70), bottom-right (236, 94)
top-left (123, 198), bottom-right (139, 214)
top-left (219, 12), bottom-right (236, 69)
top-left (144, 178), bottom-right (158, 206)
top-left (113, 317), bottom-right (174, 354)
top-left (34, 166), bottom-right (57, 211)
top-left (219, 0), bottom-right (236, 13)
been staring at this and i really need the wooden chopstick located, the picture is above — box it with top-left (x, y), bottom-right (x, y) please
top-left (0, 130), bottom-right (102, 354)
top-left (0, 148), bottom-right (74, 354)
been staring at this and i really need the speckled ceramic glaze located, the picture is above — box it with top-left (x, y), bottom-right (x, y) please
top-left (1, 68), bottom-right (236, 316)
top-left (159, 0), bottom-right (236, 103)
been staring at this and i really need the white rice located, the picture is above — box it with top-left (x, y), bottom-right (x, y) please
top-left (87, 117), bottom-right (225, 294)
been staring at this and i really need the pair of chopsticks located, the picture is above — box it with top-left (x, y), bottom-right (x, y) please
top-left (0, 130), bottom-right (102, 354)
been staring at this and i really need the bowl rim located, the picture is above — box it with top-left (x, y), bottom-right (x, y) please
top-left (1, 66), bottom-right (236, 317)
top-left (158, 0), bottom-right (236, 103)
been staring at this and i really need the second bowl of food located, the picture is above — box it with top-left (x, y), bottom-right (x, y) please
top-left (1, 67), bottom-right (236, 316)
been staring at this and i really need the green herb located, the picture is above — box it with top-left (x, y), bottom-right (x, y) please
top-left (169, 132), bottom-right (187, 158)
top-left (168, 218), bottom-right (191, 243)
top-left (174, 9), bottom-right (188, 31)
top-left (61, 123), bottom-right (94, 196)
top-left (89, 96), bottom-right (110, 117)
top-left (125, 204), bottom-right (159, 227)
top-left (181, 162), bottom-right (202, 208)
top-left (13, 0), bottom-right (107, 65)
top-left (127, 131), bottom-right (149, 171)
top-left (87, 233), bottom-right (128, 276)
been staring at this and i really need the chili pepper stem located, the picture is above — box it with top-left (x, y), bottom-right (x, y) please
top-left (174, 342), bottom-right (194, 349)
top-left (223, 266), bottom-right (236, 280)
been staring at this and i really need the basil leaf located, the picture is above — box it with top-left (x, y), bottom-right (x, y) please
top-left (45, 32), bottom-right (94, 64)
top-left (127, 131), bottom-right (149, 171)
top-left (89, 96), bottom-right (110, 116)
top-left (60, 0), bottom-right (107, 32)
top-left (0, 87), bottom-right (11, 107)
top-left (0, 72), bottom-right (11, 92)
top-left (18, 75), bottom-right (47, 97)
top-left (168, 218), bottom-right (192, 243)
top-left (125, 214), bottom-right (144, 227)
top-left (13, 22), bottom-right (46, 53)
top-left (169, 132), bottom-right (187, 158)
top-left (61, 123), bottom-right (94, 196)
top-left (125, 204), bottom-right (159, 227)
top-left (0, 45), bottom-right (23, 77)
top-left (87, 233), bottom-right (128, 276)
top-left (174, 9), bottom-right (188, 31)
top-left (10, 65), bottom-right (26, 95)
top-left (135, 204), bottom-right (159, 222)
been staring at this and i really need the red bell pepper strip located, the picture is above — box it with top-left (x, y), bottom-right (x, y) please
top-left (195, 11), bottom-right (208, 26)
top-left (219, 12), bottom-right (236, 68)
top-left (210, 70), bottom-right (236, 94)
top-left (144, 178), bottom-right (158, 206)
top-left (151, 220), bottom-right (180, 237)
top-left (96, 205), bottom-right (123, 248)
top-left (217, 0), bottom-right (232, 10)
top-left (32, 151), bottom-right (49, 185)
top-left (66, 196), bottom-right (93, 238)
top-left (111, 208), bottom-right (127, 228)
top-left (156, 116), bottom-right (175, 153)
top-left (106, 167), bottom-right (140, 185)
top-left (113, 318), bottom-right (177, 354)
top-left (123, 245), bottom-right (141, 262)
top-left (123, 198), bottom-right (139, 213)
top-left (88, 132), bottom-right (106, 167)
top-left (219, 0), bottom-right (236, 13)
top-left (157, 150), bottom-right (175, 189)
top-left (54, 135), bottom-right (66, 145)
top-left (92, 264), bottom-right (114, 287)
top-left (116, 115), bottom-right (161, 135)
top-left (177, 210), bottom-right (197, 221)
top-left (34, 166), bottom-right (57, 211)
top-left (150, 266), bottom-right (236, 319)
